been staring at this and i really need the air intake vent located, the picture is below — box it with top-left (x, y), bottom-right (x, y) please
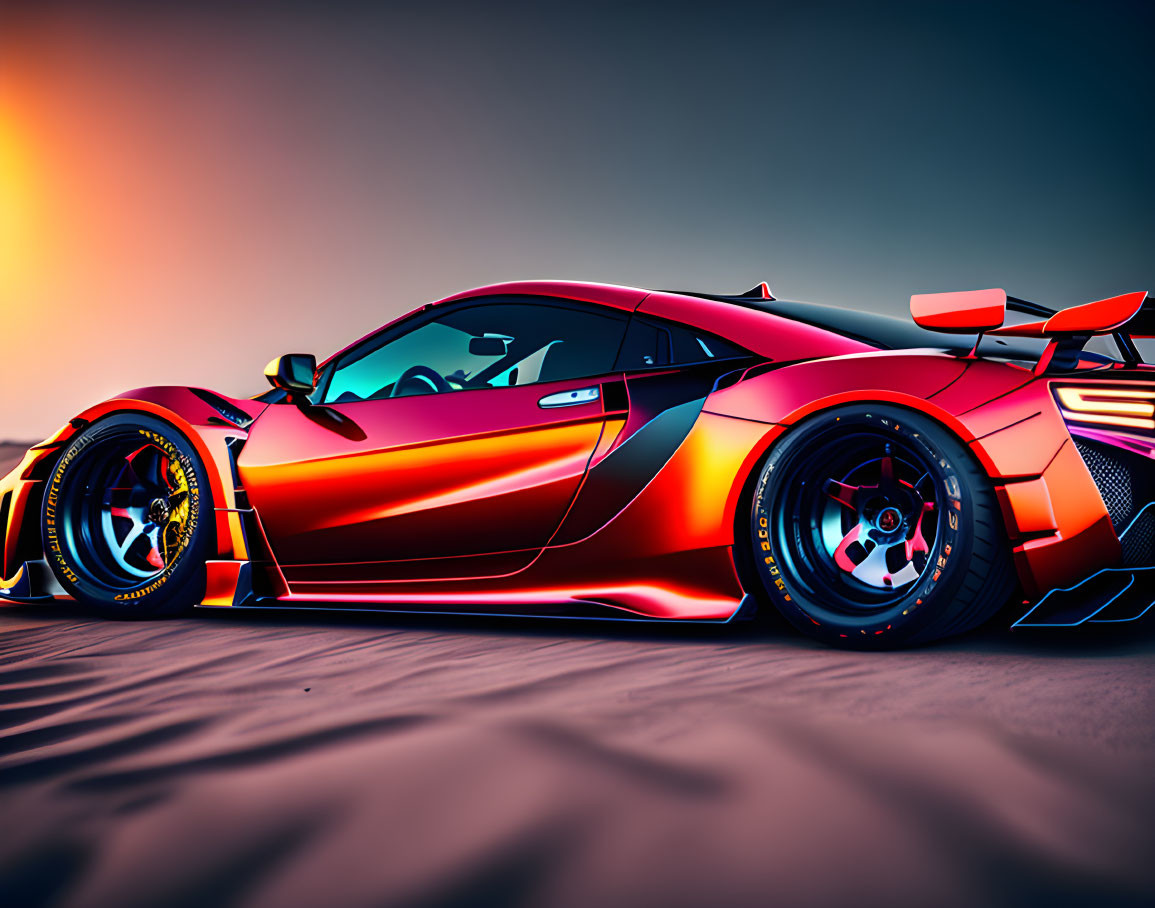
top-left (189, 388), bottom-right (254, 428)
top-left (1072, 437), bottom-right (1155, 566)
top-left (1073, 439), bottom-right (1136, 530)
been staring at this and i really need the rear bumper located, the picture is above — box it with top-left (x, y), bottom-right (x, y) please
top-left (991, 438), bottom-right (1122, 599)
top-left (1013, 421), bottom-right (1155, 626)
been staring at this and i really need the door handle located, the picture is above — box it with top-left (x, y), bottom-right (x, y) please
top-left (538, 386), bottom-right (600, 408)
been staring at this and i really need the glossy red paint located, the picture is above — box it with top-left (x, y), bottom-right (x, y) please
top-left (203, 560), bottom-right (249, 607)
top-left (990, 291), bottom-right (1149, 337)
top-left (703, 351), bottom-right (972, 429)
top-left (277, 408), bottom-right (769, 618)
top-left (238, 374), bottom-right (615, 575)
top-left (0, 387), bottom-right (265, 578)
top-left (703, 345), bottom-right (1128, 597)
top-left (910, 289), bottom-right (1007, 333)
top-left (1043, 291), bottom-right (1147, 334)
top-left (2, 280), bottom-right (1151, 624)
top-left (926, 357), bottom-right (1034, 417)
top-left (434, 280), bottom-right (649, 313)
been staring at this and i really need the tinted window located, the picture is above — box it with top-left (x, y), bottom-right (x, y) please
top-left (615, 316), bottom-right (749, 372)
top-left (667, 323), bottom-right (747, 362)
top-left (323, 300), bottom-right (628, 403)
top-left (616, 319), bottom-right (670, 370)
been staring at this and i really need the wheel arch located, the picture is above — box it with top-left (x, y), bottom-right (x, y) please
top-left (721, 371), bottom-right (1122, 603)
top-left (721, 391), bottom-right (995, 547)
top-left (42, 396), bottom-right (246, 563)
top-left (731, 397), bottom-right (1017, 645)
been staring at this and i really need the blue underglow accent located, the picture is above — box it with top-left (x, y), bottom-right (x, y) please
top-left (1089, 600), bottom-right (1155, 623)
top-left (1012, 573), bottom-right (1136, 627)
top-left (1013, 566), bottom-right (1155, 627)
top-left (1013, 498), bottom-right (1155, 628)
top-left (1118, 500), bottom-right (1155, 541)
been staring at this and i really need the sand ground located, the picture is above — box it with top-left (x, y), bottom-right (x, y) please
top-left (0, 603), bottom-right (1152, 908)
top-left (2, 444), bottom-right (1153, 907)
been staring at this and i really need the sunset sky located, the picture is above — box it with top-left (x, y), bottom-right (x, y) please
top-left (2, 1), bottom-right (1153, 439)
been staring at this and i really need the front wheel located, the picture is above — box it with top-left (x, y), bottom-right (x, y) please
top-left (744, 404), bottom-right (1014, 648)
top-left (41, 414), bottom-right (214, 618)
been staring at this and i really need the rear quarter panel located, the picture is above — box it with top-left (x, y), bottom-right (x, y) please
top-left (703, 351), bottom-right (1118, 596)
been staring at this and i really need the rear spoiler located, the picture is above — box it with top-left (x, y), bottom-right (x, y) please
top-left (910, 288), bottom-right (1152, 372)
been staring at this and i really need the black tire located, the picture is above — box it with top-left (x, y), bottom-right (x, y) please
top-left (744, 404), bottom-right (1014, 648)
top-left (41, 414), bottom-right (214, 618)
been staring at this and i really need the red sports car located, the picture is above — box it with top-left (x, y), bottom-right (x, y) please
top-left (2, 280), bottom-right (1152, 647)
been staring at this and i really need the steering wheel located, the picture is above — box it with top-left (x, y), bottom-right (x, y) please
top-left (390, 365), bottom-right (454, 397)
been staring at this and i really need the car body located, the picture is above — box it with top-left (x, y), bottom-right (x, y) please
top-left (2, 279), bottom-right (1153, 644)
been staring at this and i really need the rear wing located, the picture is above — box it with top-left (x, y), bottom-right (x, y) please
top-left (909, 288), bottom-right (1152, 372)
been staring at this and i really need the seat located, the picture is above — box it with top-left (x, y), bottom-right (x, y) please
top-left (537, 341), bottom-right (585, 384)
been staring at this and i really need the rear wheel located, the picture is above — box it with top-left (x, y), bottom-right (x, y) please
top-left (41, 414), bottom-right (214, 618)
top-left (745, 404), bottom-right (1013, 647)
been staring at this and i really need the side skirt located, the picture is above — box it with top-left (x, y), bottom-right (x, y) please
top-left (195, 593), bottom-right (758, 625)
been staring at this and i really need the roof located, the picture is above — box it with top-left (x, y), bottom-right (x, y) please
top-left (436, 281), bottom-right (872, 360)
top-left (325, 280), bottom-right (975, 370)
top-left (432, 280), bottom-right (649, 312)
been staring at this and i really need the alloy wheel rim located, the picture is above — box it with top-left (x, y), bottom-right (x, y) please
top-left (766, 430), bottom-right (943, 613)
top-left (97, 443), bottom-right (192, 578)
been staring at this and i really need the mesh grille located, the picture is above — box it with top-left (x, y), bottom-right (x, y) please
top-left (1121, 507), bottom-right (1155, 567)
top-left (1073, 439), bottom-right (1136, 530)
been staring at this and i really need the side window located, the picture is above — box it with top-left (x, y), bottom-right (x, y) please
top-left (616, 319), bottom-right (671, 370)
top-left (667, 322), bottom-right (747, 363)
top-left (322, 300), bottom-right (628, 404)
top-left (615, 316), bottom-right (750, 372)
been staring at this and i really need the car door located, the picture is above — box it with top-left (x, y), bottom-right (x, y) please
top-left (551, 313), bottom-right (755, 543)
top-left (238, 298), bottom-right (630, 587)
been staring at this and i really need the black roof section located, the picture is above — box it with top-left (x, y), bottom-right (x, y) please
top-left (666, 288), bottom-right (1066, 361)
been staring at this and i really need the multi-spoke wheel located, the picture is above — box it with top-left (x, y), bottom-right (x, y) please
top-left (821, 445), bottom-right (937, 595)
top-left (41, 414), bottom-right (214, 617)
top-left (744, 404), bottom-right (1014, 647)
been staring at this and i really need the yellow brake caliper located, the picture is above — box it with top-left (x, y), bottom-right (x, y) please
top-left (161, 458), bottom-right (191, 566)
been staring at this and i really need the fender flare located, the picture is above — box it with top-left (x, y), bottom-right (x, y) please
top-left (42, 397), bottom-right (247, 563)
top-left (718, 391), bottom-right (993, 535)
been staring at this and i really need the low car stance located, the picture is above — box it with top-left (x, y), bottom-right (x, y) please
top-left (2, 280), bottom-right (1153, 647)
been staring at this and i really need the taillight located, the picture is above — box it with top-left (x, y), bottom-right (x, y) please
top-left (1055, 386), bottom-right (1155, 431)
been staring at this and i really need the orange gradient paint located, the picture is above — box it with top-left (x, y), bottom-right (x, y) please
top-left (1, 280), bottom-right (1152, 619)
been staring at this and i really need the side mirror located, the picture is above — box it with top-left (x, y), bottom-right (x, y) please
top-left (468, 336), bottom-right (508, 356)
top-left (265, 353), bottom-right (317, 397)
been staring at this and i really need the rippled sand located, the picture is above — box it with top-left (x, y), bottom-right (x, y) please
top-left (1, 603), bottom-right (1152, 908)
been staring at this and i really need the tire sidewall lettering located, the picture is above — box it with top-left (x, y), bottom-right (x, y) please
top-left (752, 408), bottom-right (966, 639)
top-left (45, 421), bottom-right (203, 606)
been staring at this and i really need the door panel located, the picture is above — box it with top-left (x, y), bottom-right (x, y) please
top-left (238, 377), bottom-right (612, 580)
top-left (553, 365), bottom-right (733, 544)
